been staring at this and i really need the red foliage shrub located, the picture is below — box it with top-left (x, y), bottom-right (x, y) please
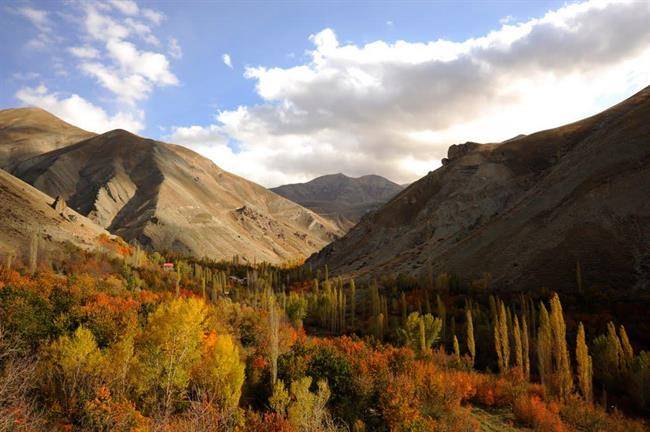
top-left (513, 395), bottom-right (566, 432)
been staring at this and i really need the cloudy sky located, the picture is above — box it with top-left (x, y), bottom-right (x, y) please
top-left (2, 0), bottom-right (650, 187)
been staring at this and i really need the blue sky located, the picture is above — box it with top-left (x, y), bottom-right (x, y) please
top-left (2, 0), bottom-right (650, 186)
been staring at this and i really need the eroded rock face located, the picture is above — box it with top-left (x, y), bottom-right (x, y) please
top-left (447, 142), bottom-right (481, 160)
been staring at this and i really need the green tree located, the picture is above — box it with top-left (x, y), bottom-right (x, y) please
top-left (398, 312), bottom-right (442, 354)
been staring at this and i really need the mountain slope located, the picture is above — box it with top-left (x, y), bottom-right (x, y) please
top-left (11, 127), bottom-right (342, 263)
top-left (309, 86), bottom-right (650, 294)
top-left (0, 168), bottom-right (108, 258)
top-left (0, 107), bottom-right (94, 170)
top-left (271, 173), bottom-right (403, 230)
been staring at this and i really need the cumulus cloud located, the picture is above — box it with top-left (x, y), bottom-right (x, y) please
top-left (170, 0), bottom-right (650, 187)
top-left (16, 85), bottom-right (144, 133)
top-left (12, 0), bottom-right (179, 132)
top-left (76, 3), bottom-right (178, 104)
top-left (222, 53), bottom-right (233, 68)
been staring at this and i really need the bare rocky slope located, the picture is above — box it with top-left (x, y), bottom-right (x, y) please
top-left (309, 86), bottom-right (650, 295)
top-left (0, 168), bottom-right (109, 259)
top-left (271, 173), bottom-right (403, 231)
top-left (9, 124), bottom-right (342, 263)
top-left (0, 107), bottom-right (94, 170)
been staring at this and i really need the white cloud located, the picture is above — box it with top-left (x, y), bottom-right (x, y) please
top-left (169, 0), bottom-right (650, 187)
top-left (168, 37), bottom-right (182, 59)
top-left (11, 1), bottom-right (179, 133)
top-left (11, 72), bottom-right (40, 81)
top-left (142, 8), bottom-right (165, 25)
top-left (76, 4), bottom-right (178, 105)
top-left (109, 0), bottom-right (139, 16)
top-left (222, 53), bottom-right (233, 68)
top-left (68, 45), bottom-right (100, 59)
top-left (16, 7), bottom-right (51, 32)
top-left (15, 85), bottom-right (144, 133)
top-left (14, 6), bottom-right (57, 50)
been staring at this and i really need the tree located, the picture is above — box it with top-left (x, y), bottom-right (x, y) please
top-left (537, 303), bottom-right (552, 391)
top-left (576, 322), bottom-right (593, 403)
top-left (466, 307), bottom-right (475, 368)
top-left (287, 377), bottom-right (331, 432)
top-left (270, 380), bottom-right (290, 417)
top-left (522, 315), bottom-right (530, 381)
top-left (269, 297), bottom-right (280, 386)
top-left (398, 312), bottom-right (442, 354)
top-left (513, 315), bottom-right (523, 373)
top-left (549, 293), bottom-right (572, 400)
top-left (453, 335), bottom-right (461, 363)
top-left (44, 326), bottom-right (104, 419)
top-left (137, 297), bottom-right (206, 417)
top-left (191, 332), bottom-right (245, 410)
top-left (494, 301), bottom-right (510, 373)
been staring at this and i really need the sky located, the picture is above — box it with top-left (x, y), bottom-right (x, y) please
top-left (1, 0), bottom-right (650, 187)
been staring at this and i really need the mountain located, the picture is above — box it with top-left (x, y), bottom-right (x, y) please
top-left (0, 168), bottom-right (108, 258)
top-left (0, 107), bottom-right (94, 170)
top-left (308, 86), bottom-right (650, 294)
top-left (8, 124), bottom-right (342, 263)
top-left (271, 173), bottom-right (403, 230)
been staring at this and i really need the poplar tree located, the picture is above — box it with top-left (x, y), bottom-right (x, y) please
top-left (494, 301), bottom-right (510, 372)
top-left (269, 298), bottom-right (280, 386)
top-left (513, 315), bottom-right (523, 373)
top-left (619, 325), bottom-right (634, 371)
top-left (549, 293), bottom-right (572, 400)
top-left (537, 303), bottom-right (552, 390)
top-left (453, 335), bottom-right (461, 363)
top-left (576, 322), bottom-right (593, 403)
top-left (466, 307), bottom-right (475, 367)
top-left (522, 315), bottom-right (530, 381)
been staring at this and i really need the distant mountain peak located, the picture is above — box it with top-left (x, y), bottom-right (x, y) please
top-left (271, 173), bottom-right (404, 231)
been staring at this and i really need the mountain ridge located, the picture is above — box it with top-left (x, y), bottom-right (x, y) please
top-left (271, 172), bottom-right (403, 230)
top-left (3, 115), bottom-right (343, 264)
top-left (308, 86), bottom-right (650, 295)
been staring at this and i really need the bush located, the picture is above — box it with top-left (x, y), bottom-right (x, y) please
top-left (513, 395), bottom-right (566, 432)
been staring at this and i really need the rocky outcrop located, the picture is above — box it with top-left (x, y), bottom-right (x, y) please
top-left (447, 142), bottom-right (481, 160)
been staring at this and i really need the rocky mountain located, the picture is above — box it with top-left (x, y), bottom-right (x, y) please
top-left (0, 168), bottom-right (109, 259)
top-left (7, 121), bottom-right (342, 263)
top-left (271, 173), bottom-right (403, 230)
top-left (0, 107), bottom-right (94, 170)
top-left (309, 86), bottom-right (650, 294)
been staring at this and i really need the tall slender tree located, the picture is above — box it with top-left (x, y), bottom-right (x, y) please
top-left (576, 322), bottom-right (593, 403)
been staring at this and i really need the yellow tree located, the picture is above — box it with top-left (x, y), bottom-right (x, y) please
top-left (576, 322), bottom-right (593, 403)
top-left (191, 332), bottom-right (245, 410)
top-left (137, 297), bottom-right (206, 417)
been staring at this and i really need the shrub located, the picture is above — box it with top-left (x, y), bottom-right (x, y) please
top-left (513, 395), bottom-right (565, 432)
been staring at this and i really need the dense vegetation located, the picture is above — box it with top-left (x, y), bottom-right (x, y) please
top-left (0, 240), bottom-right (648, 431)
